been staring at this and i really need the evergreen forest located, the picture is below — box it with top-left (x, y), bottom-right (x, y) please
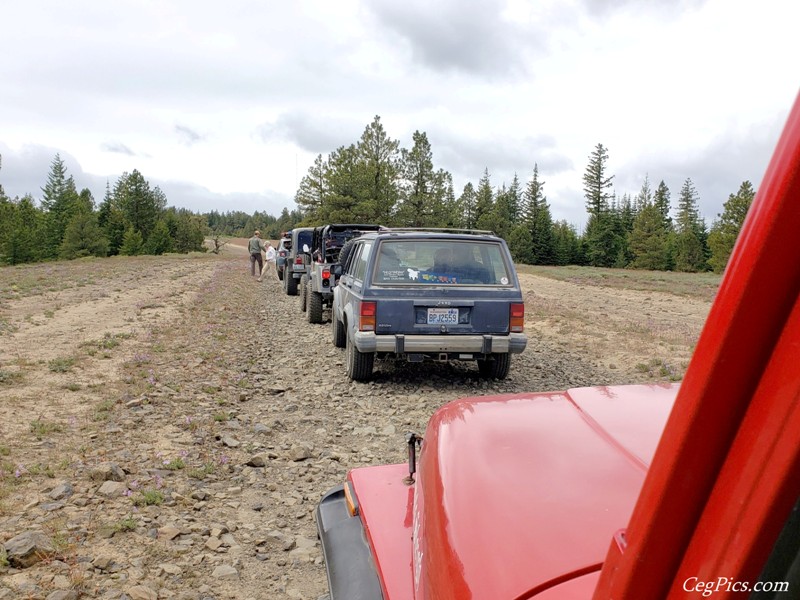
top-left (0, 116), bottom-right (755, 274)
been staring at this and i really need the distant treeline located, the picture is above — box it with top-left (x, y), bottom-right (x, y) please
top-left (1, 127), bottom-right (753, 274)
top-left (291, 116), bottom-right (754, 274)
top-left (0, 155), bottom-right (206, 265)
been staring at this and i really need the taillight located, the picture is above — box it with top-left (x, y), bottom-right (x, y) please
top-left (359, 302), bottom-right (376, 331)
top-left (322, 269), bottom-right (330, 280)
top-left (295, 256), bottom-right (303, 265)
top-left (510, 303), bottom-right (524, 333)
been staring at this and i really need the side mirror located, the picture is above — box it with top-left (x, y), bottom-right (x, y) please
top-left (331, 264), bottom-right (343, 276)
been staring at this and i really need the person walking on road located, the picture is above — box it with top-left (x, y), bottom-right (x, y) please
top-left (258, 242), bottom-right (279, 282)
top-left (248, 230), bottom-right (266, 277)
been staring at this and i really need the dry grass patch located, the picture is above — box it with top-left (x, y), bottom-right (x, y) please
top-left (30, 419), bottom-right (65, 440)
top-left (518, 264), bottom-right (721, 302)
top-left (0, 368), bottom-right (23, 385)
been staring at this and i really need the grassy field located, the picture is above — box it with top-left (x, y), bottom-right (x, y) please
top-left (516, 264), bottom-right (722, 302)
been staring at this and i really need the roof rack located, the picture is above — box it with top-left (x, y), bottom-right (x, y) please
top-left (380, 227), bottom-right (496, 236)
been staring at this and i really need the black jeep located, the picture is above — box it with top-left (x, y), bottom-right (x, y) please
top-left (300, 224), bottom-right (383, 323)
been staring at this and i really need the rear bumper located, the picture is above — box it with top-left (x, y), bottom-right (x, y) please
top-left (353, 332), bottom-right (528, 355)
top-left (316, 485), bottom-right (384, 600)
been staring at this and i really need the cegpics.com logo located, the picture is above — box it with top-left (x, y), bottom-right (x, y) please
top-left (684, 577), bottom-right (790, 597)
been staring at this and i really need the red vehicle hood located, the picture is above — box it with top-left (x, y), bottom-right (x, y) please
top-left (409, 383), bottom-right (678, 599)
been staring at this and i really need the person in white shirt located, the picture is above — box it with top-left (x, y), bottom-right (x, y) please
top-left (257, 242), bottom-right (279, 282)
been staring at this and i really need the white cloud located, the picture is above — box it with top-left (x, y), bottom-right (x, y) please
top-left (1, 0), bottom-right (798, 228)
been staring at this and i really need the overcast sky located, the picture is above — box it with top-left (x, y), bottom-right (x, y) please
top-left (1, 0), bottom-right (797, 228)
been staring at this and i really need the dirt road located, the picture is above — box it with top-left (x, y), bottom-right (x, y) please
top-left (0, 249), bottom-right (711, 599)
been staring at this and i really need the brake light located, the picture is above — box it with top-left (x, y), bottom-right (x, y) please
top-left (510, 303), bottom-right (524, 333)
top-left (322, 269), bottom-right (331, 280)
top-left (359, 301), bottom-right (376, 331)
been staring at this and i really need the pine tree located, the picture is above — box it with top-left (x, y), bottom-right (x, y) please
top-left (582, 143), bottom-right (614, 220)
top-left (40, 154), bottom-right (70, 212)
top-left (584, 213), bottom-right (622, 268)
top-left (295, 154), bottom-right (327, 220)
top-left (145, 220), bottom-right (174, 255)
top-left (653, 180), bottom-right (673, 231)
top-left (673, 178), bottom-right (708, 272)
top-left (507, 224), bottom-right (534, 263)
top-left (507, 174), bottom-right (522, 222)
top-left (103, 208), bottom-right (128, 256)
top-left (552, 220), bottom-right (581, 266)
top-left (40, 154), bottom-right (81, 255)
top-left (618, 193), bottom-right (636, 234)
top-left (119, 227), bottom-right (144, 256)
top-left (707, 181), bottom-right (755, 273)
top-left (172, 211), bottom-right (207, 253)
top-left (522, 164), bottom-right (554, 264)
top-left (397, 130), bottom-right (435, 226)
top-left (114, 170), bottom-right (165, 241)
top-left (610, 193), bottom-right (634, 267)
top-left (634, 175), bottom-right (652, 213)
top-left (323, 145), bottom-right (365, 222)
top-left (0, 174), bottom-right (12, 261)
top-left (356, 116), bottom-right (400, 224)
top-left (59, 210), bottom-right (109, 259)
top-left (1, 195), bottom-right (44, 265)
top-left (427, 169), bottom-right (454, 227)
top-left (582, 144), bottom-right (618, 266)
top-left (458, 182), bottom-right (477, 228)
top-left (474, 169), bottom-right (494, 226)
top-left (628, 203), bottom-right (669, 270)
top-left (483, 184), bottom-right (514, 239)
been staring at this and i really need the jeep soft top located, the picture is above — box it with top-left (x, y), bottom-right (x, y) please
top-left (302, 224), bottom-right (383, 324)
top-left (311, 224), bottom-right (382, 264)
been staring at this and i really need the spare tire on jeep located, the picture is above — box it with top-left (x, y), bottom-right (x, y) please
top-left (337, 239), bottom-right (356, 271)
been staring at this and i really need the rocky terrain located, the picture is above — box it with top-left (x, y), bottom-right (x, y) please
top-left (0, 245), bottom-right (712, 600)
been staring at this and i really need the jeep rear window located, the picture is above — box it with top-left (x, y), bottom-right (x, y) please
top-left (372, 240), bottom-right (511, 286)
top-left (296, 231), bottom-right (312, 252)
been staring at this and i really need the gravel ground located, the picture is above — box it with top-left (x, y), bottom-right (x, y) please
top-left (0, 248), bottom-right (709, 600)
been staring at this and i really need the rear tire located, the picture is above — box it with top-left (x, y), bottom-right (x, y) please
top-left (286, 271), bottom-right (298, 296)
top-left (478, 353), bottom-right (511, 379)
top-left (332, 315), bottom-right (346, 348)
top-left (299, 275), bottom-right (308, 312)
top-left (346, 333), bottom-right (374, 381)
top-left (308, 290), bottom-right (323, 324)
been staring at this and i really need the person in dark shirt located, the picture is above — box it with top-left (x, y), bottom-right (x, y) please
top-left (248, 231), bottom-right (266, 277)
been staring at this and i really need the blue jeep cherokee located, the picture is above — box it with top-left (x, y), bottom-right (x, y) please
top-left (331, 229), bottom-right (527, 381)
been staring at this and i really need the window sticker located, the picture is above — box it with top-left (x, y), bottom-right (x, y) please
top-left (419, 272), bottom-right (458, 284)
top-left (500, 277), bottom-right (509, 285)
top-left (381, 269), bottom-right (408, 282)
top-left (379, 267), bottom-right (459, 284)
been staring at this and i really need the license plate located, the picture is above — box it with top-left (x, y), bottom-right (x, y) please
top-left (427, 308), bottom-right (459, 325)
